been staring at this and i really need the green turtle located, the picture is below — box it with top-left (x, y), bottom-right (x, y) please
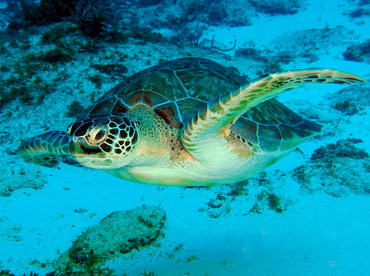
top-left (17, 58), bottom-right (364, 186)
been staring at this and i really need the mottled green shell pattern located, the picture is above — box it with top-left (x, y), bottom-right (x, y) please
top-left (83, 58), bottom-right (320, 152)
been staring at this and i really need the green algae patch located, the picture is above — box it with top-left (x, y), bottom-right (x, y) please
top-left (293, 139), bottom-right (370, 197)
top-left (52, 206), bottom-right (166, 274)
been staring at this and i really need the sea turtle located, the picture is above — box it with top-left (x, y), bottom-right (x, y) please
top-left (17, 58), bottom-right (364, 186)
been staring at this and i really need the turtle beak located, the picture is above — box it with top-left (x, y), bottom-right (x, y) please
top-left (70, 136), bottom-right (102, 156)
top-left (69, 136), bottom-right (115, 168)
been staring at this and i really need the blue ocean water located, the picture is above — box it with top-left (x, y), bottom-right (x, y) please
top-left (0, 0), bottom-right (369, 275)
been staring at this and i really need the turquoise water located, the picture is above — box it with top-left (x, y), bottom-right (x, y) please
top-left (0, 0), bottom-right (370, 275)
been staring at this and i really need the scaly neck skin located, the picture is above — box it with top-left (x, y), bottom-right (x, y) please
top-left (128, 104), bottom-right (175, 167)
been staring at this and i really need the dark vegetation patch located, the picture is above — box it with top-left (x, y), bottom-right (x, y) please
top-left (249, 0), bottom-right (303, 15)
top-left (38, 48), bottom-right (73, 64)
top-left (272, 27), bottom-right (354, 64)
top-left (136, 0), bottom-right (164, 7)
top-left (325, 81), bottom-right (370, 108)
top-left (248, 190), bottom-right (289, 214)
top-left (65, 100), bottom-right (85, 118)
top-left (41, 23), bottom-right (78, 45)
top-left (0, 165), bottom-right (47, 197)
top-left (7, 0), bottom-right (168, 44)
top-left (293, 139), bottom-right (370, 196)
top-left (332, 100), bottom-right (363, 115)
top-left (234, 47), bottom-right (294, 74)
top-left (345, 0), bottom-right (370, 18)
top-left (233, 27), bottom-right (350, 73)
top-left (359, 0), bottom-right (370, 5)
top-left (87, 74), bottom-right (104, 88)
top-left (0, 73), bottom-right (55, 107)
top-left (348, 7), bottom-right (370, 18)
top-left (343, 40), bottom-right (370, 63)
top-left (0, 26), bottom-right (76, 108)
top-left (200, 175), bottom-right (291, 218)
top-left (0, 0), bottom-right (337, 111)
top-left (0, 270), bottom-right (40, 276)
top-left (8, 0), bottom-right (120, 40)
top-left (311, 138), bottom-right (369, 160)
top-left (0, 17), bottom-right (118, 109)
top-left (235, 47), bottom-right (267, 62)
top-left (91, 64), bottom-right (128, 76)
top-left (144, 0), bottom-right (252, 48)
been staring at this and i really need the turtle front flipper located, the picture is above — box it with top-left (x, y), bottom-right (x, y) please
top-left (17, 131), bottom-right (70, 168)
top-left (181, 69), bottom-right (365, 163)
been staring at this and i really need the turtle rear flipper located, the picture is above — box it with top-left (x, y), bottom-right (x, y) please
top-left (182, 69), bottom-right (365, 163)
top-left (17, 131), bottom-right (70, 168)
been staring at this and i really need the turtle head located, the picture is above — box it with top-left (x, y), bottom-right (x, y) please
top-left (68, 114), bottom-right (138, 168)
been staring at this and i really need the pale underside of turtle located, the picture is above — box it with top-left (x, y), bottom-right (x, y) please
top-left (17, 58), bottom-right (365, 186)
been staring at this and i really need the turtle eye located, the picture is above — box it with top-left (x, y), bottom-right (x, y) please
top-left (87, 126), bottom-right (108, 145)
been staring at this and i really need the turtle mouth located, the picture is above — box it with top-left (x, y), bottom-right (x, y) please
top-left (70, 136), bottom-right (121, 158)
top-left (70, 137), bottom-right (101, 155)
top-left (70, 137), bottom-right (117, 168)
top-left (79, 144), bottom-right (101, 155)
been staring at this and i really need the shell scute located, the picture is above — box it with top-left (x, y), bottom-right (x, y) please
top-left (88, 96), bottom-right (117, 116)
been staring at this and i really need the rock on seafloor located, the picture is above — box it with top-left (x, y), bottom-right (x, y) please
top-left (51, 205), bottom-right (166, 274)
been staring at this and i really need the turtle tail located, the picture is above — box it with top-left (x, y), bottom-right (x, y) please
top-left (16, 131), bottom-right (71, 168)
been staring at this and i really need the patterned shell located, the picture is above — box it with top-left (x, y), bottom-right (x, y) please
top-left (81, 58), bottom-right (321, 152)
